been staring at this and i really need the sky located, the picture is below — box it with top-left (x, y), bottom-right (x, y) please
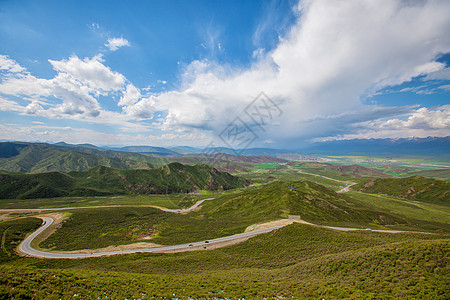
top-left (0, 0), bottom-right (449, 149)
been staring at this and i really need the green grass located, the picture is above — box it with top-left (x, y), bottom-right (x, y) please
top-left (0, 162), bottom-right (249, 199)
top-left (0, 217), bottom-right (42, 263)
top-left (251, 163), bottom-right (281, 169)
top-left (354, 176), bottom-right (450, 203)
top-left (345, 192), bottom-right (450, 227)
top-left (1, 224), bottom-right (448, 299)
top-left (237, 165), bottom-right (348, 190)
top-left (32, 178), bottom-right (449, 251)
top-left (0, 192), bottom-right (226, 210)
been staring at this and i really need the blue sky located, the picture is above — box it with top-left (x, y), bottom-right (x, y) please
top-left (0, 0), bottom-right (449, 148)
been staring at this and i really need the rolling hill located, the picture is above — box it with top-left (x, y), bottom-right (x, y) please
top-left (354, 176), bottom-right (450, 203)
top-left (0, 142), bottom-right (161, 173)
top-left (0, 163), bottom-right (249, 199)
top-left (0, 141), bottom-right (291, 174)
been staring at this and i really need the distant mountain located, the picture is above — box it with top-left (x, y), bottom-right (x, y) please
top-left (304, 136), bottom-right (450, 157)
top-left (106, 145), bottom-right (181, 156)
top-left (187, 153), bottom-right (287, 163)
top-left (0, 162), bottom-right (250, 199)
top-left (53, 141), bottom-right (101, 150)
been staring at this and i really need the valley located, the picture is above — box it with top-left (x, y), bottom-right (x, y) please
top-left (0, 141), bottom-right (448, 299)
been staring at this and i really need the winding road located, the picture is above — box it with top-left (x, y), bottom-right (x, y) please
top-left (18, 216), bottom-right (285, 259)
top-left (8, 195), bottom-right (419, 259)
top-left (17, 217), bottom-right (409, 259)
top-left (287, 165), bottom-right (357, 193)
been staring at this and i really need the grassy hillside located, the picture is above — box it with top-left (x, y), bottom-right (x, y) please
top-left (0, 142), bottom-right (157, 173)
top-left (291, 162), bottom-right (392, 179)
top-left (0, 163), bottom-right (249, 199)
top-left (0, 218), bottom-right (447, 299)
top-left (0, 141), bottom-right (286, 174)
top-left (354, 176), bottom-right (450, 203)
top-left (34, 177), bottom-right (450, 251)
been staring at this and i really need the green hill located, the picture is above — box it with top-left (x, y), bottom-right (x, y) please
top-left (0, 163), bottom-right (249, 199)
top-left (0, 219), bottom-right (447, 299)
top-left (0, 141), bottom-right (273, 174)
top-left (354, 176), bottom-right (450, 203)
top-left (200, 180), bottom-right (426, 228)
top-left (0, 142), bottom-right (158, 173)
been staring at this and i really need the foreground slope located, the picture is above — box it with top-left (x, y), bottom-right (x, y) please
top-left (0, 162), bottom-right (249, 199)
top-left (0, 218), bottom-right (447, 299)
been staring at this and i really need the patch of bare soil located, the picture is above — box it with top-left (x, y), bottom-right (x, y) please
top-left (244, 218), bottom-right (314, 233)
top-left (0, 214), bottom-right (11, 221)
top-left (53, 242), bottom-right (161, 254)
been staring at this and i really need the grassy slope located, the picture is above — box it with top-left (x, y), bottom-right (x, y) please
top-left (354, 176), bottom-right (450, 203)
top-left (0, 219), bottom-right (448, 299)
top-left (0, 193), bottom-right (224, 210)
top-left (39, 180), bottom-right (363, 250)
top-left (35, 178), bottom-right (449, 251)
top-left (0, 163), bottom-right (249, 199)
top-left (0, 143), bottom-right (157, 173)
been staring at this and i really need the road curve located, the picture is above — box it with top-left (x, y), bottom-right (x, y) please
top-left (19, 216), bottom-right (284, 259)
top-left (159, 198), bottom-right (215, 213)
top-left (0, 198), bottom-right (215, 214)
top-left (18, 215), bottom-right (415, 259)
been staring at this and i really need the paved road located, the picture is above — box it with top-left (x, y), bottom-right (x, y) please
top-left (287, 165), bottom-right (356, 193)
top-left (336, 182), bottom-right (357, 193)
top-left (14, 195), bottom-right (420, 259)
top-left (19, 216), bottom-right (284, 259)
top-left (0, 198), bottom-right (215, 214)
top-left (18, 215), bottom-right (416, 259)
top-left (159, 198), bottom-right (215, 213)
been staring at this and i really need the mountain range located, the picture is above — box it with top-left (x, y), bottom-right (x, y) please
top-left (0, 163), bottom-right (249, 199)
top-left (0, 136), bottom-right (449, 174)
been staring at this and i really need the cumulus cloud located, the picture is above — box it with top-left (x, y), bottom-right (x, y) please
top-left (329, 105), bottom-right (450, 140)
top-left (49, 55), bottom-right (125, 92)
top-left (425, 67), bottom-right (450, 81)
top-left (0, 55), bottom-right (26, 73)
top-left (0, 54), bottom-right (130, 118)
top-left (118, 83), bottom-right (141, 106)
top-left (380, 106), bottom-right (450, 130)
top-left (105, 37), bottom-right (130, 51)
top-left (0, 123), bottom-right (211, 147)
top-left (122, 97), bottom-right (155, 119)
top-left (1, 0), bottom-right (450, 146)
top-left (145, 0), bottom-right (450, 145)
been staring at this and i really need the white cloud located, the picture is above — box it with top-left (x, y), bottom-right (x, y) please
top-left (0, 123), bottom-right (211, 147)
top-left (425, 67), bottom-right (450, 81)
top-left (143, 0), bottom-right (450, 145)
top-left (49, 55), bottom-right (125, 92)
top-left (118, 83), bottom-right (141, 106)
top-left (0, 55), bottom-right (26, 73)
top-left (105, 37), bottom-right (130, 51)
top-left (0, 54), bottom-right (131, 118)
top-left (122, 96), bottom-right (155, 119)
top-left (25, 101), bottom-right (44, 114)
top-left (380, 106), bottom-right (450, 130)
top-left (328, 105), bottom-right (450, 140)
top-left (439, 84), bottom-right (450, 91)
top-left (1, 0), bottom-right (450, 146)
top-left (0, 97), bottom-right (23, 112)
